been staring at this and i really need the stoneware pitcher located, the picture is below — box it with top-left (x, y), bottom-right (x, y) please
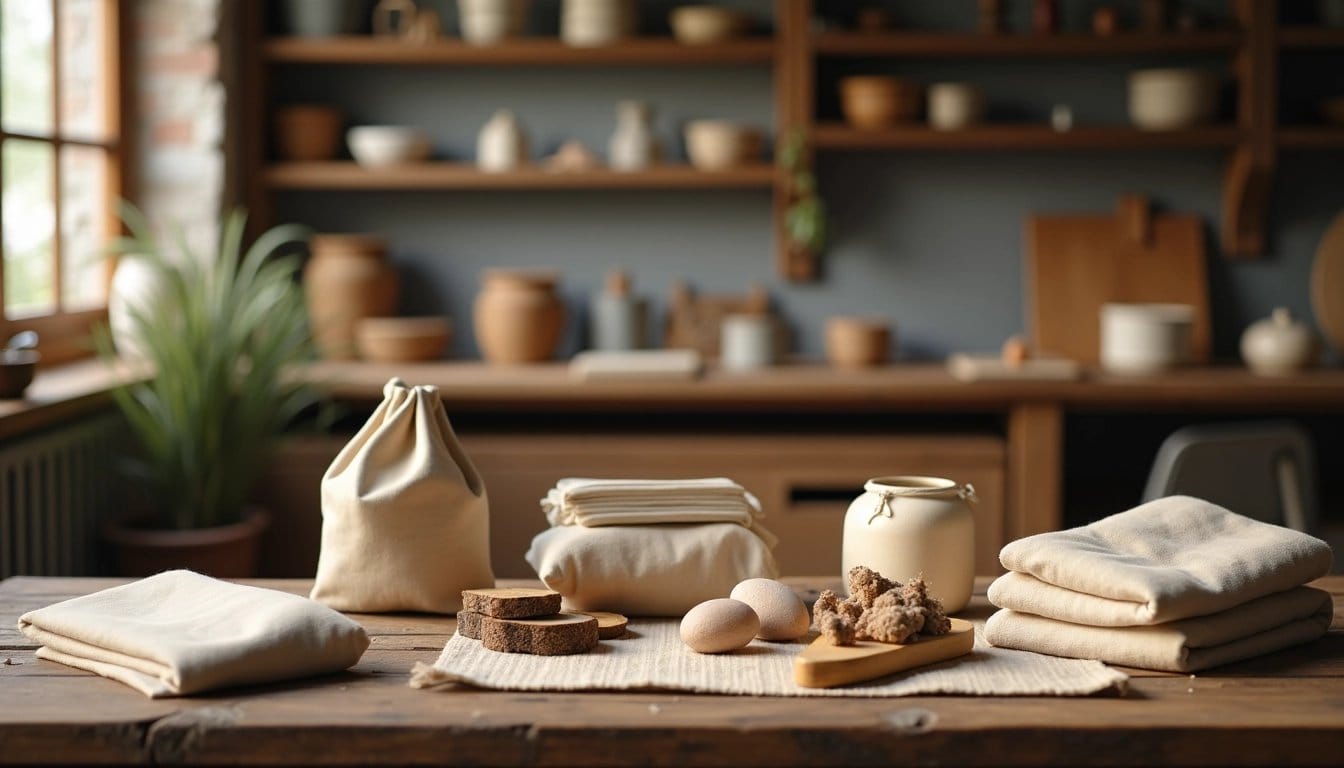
top-left (841, 476), bottom-right (976, 613)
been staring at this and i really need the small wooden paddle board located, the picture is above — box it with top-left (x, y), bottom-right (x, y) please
top-left (793, 618), bottom-right (975, 688)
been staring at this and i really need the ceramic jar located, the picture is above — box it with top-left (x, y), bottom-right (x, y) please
top-left (1100, 302), bottom-right (1194, 375)
top-left (927, 83), bottom-right (984, 131)
top-left (280, 0), bottom-right (367, 37)
top-left (588, 270), bottom-right (647, 350)
top-left (1128, 68), bottom-right (1218, 131)
top-left (560, 0), bottom-right (634, 47)
top-left (1240, 307), bottom-right (1318, 376)
top-left (842, 476), bottom-right (976, 613)
top-left (476, 109), bottom-right (528, 172)
top-left (458, 0), bottom-right (530, 45)
top-left (720, 314), bottom-right (775, 370)
top-left (303, 234), bottom-right (399, 360)
top-left (608, 101), bottom-right (660, 172)
top-left (473, 270), bottom-right (566, 363)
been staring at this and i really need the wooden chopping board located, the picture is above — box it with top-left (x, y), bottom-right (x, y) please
top-left (1311, 211), bottom-right (1344, 357)
top-left (793, 618), bottom-right (974, 688)
top-left (1027, 196), bottom-right (1211, 365)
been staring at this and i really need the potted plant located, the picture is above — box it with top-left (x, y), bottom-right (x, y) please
top-left (778, 129), bottom-right (827, 279)
top-left (99, 203), bottom-right (322, 577)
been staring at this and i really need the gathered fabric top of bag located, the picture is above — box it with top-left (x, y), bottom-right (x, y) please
top-left (540, 477), bottom-right (776, 545)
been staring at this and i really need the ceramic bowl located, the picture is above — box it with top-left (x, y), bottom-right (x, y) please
top-left (0, 349), bottom-right (39, 399)
top-left (1100, 302), bottom-right (1195, 374)
top-left (670, 5), bottom-right (749, 45)
top-left (275, 104), bottom-right (343, 161)
top-left (684, 120), bottom-right (760, 171)
top-left (347, 126), bottom-right (432, 167)
top-left (356, 316), bottom-right (453, 362)
top-left (840, 76), bottom-right (922, 130)
top-left (1127, 68), bottom-right (1219, 131)
top-left (927, 82), bottom-right (985, 131)
top-left (825, 316), bottom-right (892, 368)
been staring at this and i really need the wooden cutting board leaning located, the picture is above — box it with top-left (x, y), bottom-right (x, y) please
top-left (1311, 211), bottom-right (1344, 358)
top-left (1026, 195), bottom-right (1211, 365)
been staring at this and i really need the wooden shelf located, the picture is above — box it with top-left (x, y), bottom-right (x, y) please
top-left (264, 36), bottom-right (777, 66)
top-left (813, 30), bottom-right (1242, 57)
top-left (1278, 26), bottom-right (1344, 49)
top-left (264, 162), bottom-right (779, 191)
top-left (811, 123), bottom-right (1242, 151)
top-left (1278, 126), bottom-right (1344, 149)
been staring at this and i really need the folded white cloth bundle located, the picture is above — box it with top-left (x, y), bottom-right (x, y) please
top-left (19, 570), bottom-right (370, 697)
top-left (984, 496), bottom-right (1335, 672)
top-left (526, 522), bottom-right (779, 616)
top-left (542, 477), bottom-right (765, 530)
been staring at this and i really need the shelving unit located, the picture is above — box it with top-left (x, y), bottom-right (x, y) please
top-left (264, 36), bottom-right (778, 66)
top-left (264, 162), bottom-right (779, 191)
top-left (812, 30), bottom-right (1243, 57)
top-left (810, 124), bottom-right (1242, 151)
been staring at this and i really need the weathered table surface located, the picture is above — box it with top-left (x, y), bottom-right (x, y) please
top-left (1, 576), bottom-right (1341, 766)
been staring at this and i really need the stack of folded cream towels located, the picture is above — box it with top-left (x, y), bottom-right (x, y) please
top-left (525, 477), bottom-right (779, 616)
top-left (984, 495), bottom-right (1334, 672)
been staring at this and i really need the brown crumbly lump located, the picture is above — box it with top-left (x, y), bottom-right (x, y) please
top-left (811, 568), bottom-right (953, 646)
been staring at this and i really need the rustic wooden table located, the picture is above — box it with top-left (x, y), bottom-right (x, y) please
top-left (1, 576), bottom-right (1341, 766)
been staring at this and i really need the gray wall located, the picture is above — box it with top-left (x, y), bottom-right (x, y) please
top-left (270, 0), bottom-right (1344, 362)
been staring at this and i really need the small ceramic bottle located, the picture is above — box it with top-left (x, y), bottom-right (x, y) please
top-left (588, 270), bottom-right (647, 350)
top-left (1240, 307), bottom-right (1318, 376)
top-left (608, 101), bottom-right (660, 172)
top-left (476, 109), bottom-right (528, 172)
top-left (841, 476), bottom-right (976, 613)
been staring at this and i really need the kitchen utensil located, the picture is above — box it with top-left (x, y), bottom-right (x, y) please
top-left (1240, 308), bottom-right (1317, 376)
top-left (1100, 302), bottom-right (1194, 374)
top-left (669, 5), bottom-right (749, 44)
top-left (1127, 68), bottom-right (1219, 131)
top-left (356, 316), bottom-right (452, 362)
top-left (347, 126), bottom-right (431, 167)
top-left (1310, 211), bottom-right (1344, 357)
top-left (793, 618), bottom-right (974, 688)
top-left (0, 331), bottom-right (39, 399)
top-left (839, 76), bottom-right (921, 130)
top-left (1026, 195), bottom-right (1211, 366)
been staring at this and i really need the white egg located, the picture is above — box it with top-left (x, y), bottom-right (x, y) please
top-left (679, 598), bottom-right (760, 653)
top-left (730, 578), bottom-right (811, 641)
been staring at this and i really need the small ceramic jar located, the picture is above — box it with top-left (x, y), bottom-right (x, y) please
top-left (720, 314), bottom-right (774, 370)
top-left (842, 476), bottom-right (976, 613)
top-left (927, 83), bottom-right (984, 131)
top-left (1100, 302), bottom-right (1194, 375)
top-left (476, 109), bottom-right (528, 172)
top-left (1240, 307), bottom-right (1317, 376)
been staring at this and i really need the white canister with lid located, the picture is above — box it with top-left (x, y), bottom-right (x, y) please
top-left (841, 476), bottom-right (976, 613)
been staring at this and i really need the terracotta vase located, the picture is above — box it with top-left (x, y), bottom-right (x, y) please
top-left (473, 270), bottom-right (565, 363)
top-left (840, 76), bottom-right (922, 130)
top-left (102, 507), bottom-right (271, 578)
top-left (303, 234), bottom-right (399, 360)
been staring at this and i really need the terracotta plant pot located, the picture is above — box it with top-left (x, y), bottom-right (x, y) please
top-left (473, 270), bottom-right (566, 363)
top-left (825, 316), bottom-right (892, 368)
top-left (840, 76), bottom-right (922, 130)
top-left (356, 316), bottom-right (453, 362)
top-left (274, 104), bottom-right (344, 162)
top-left (102, 507), bottom-right (270, 578)
top-left (303, 234), bottom-right (399, 360)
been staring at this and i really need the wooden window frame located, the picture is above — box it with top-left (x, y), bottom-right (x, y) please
top-left (0, 0), bottom-right (131, 365)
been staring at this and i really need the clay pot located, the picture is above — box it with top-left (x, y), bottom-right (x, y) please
top-left (684, 120), bottom-right (761, 171)
top-left (356, 316), bottom-right (453, 362)
top-left (275, 104), bottom-right (344, 162)
top-left (840, 76), bottom-right (922, 130)
top-left (825, 316), bottom-right (892, 368)
top-left (1128, 68), bottom-right (1219, 131)
top-left (303, 234), bottom-right (399, 360)
top-left (102, 507), bottom-right (270, 578)
top-left (473, 270), bottom-right (566, 363)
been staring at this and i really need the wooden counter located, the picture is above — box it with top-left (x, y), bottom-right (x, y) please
top-left (2, 575), bottom-right (1340, 766)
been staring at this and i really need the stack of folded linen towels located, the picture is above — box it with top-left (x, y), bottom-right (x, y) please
top-left (984, 495), bottom-right (1334, 672)
top-left (526, 477), bottom-right (779, 616)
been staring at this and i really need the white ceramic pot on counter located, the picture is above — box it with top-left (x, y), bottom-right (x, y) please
top-left (1100, 302), bottom-right (1195, 374)
top-left (1240, 307), bottom-right (1318, 376)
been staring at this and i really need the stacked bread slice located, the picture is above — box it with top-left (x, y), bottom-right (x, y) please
top-left (458, 588), bottom-right (626, 655)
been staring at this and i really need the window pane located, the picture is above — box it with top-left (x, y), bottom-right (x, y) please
top-left (60, 143), bottom-right (107, 310)
top-left (3, 139), bottom-right (56, 317)
top-left (59, 0), bottom-right (108, 141)
top-left (1, 0), bottom-right (54, 135)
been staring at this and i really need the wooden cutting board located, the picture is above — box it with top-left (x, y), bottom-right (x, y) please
top-left (793, 618), bottom-right (974, 688)
top-left (1027, 196), bottom-right (1211, 365)
top-left (1311, 211), bottom-right (1344, 357)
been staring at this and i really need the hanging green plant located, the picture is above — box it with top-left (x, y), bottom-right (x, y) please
top-left (779, 130), bottom-right (827, 255)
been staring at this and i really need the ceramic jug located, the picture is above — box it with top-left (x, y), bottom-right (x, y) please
top-left (588, 270), bottom-right (647, 350)
top-left (841, 476), bottom-right (976, 613)
top-left (303, 234), bottom-right (399, 360)
top-left (1240, 307), bottom-right (1318, 376)
top-left (608, 101), bottom-right (660, 172)
top-left (476, 109), bottom-right (528, 172)
top-left (473, 270), bottom-right (565, 363)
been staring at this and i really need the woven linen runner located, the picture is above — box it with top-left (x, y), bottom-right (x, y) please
top-left (411, 618), bottom-right (1127, 697)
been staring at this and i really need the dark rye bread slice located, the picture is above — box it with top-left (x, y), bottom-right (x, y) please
top-left (456, 610), bottom-right (484, 640)
top-left (576, 611), bottom-right (629, 639)
top-left (481, 613), bottom-right (599, 655)
top-left (461, 588), bottom-right (562, 619)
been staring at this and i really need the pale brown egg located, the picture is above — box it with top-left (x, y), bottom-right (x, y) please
top-left (730, 578), bottom-right (811, 641)
top-left (679, 598), bottom-right (760, 654)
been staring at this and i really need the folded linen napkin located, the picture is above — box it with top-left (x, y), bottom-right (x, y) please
top-left (984, 585), bottom-right (1333, 672)
top-left (18, 570), bottom-right (370, 698)
top-left (541, 477), bottom-right (764, 529)
top-left (990, 496), bottom-right (1333, 626)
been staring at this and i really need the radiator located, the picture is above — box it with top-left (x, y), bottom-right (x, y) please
top-left (0, 413), bottom-right (121, 578)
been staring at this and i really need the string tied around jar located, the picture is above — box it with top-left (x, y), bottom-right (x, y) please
top-left (867, 482), bottom-right (977, 524)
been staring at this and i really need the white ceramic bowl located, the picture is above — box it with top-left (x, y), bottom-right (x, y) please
top-left (684, 120), bottom-right (760, 171)
top-left (1100, 302), bottom-right (1195, 374)
top-left (347, 126), bottom-right (431, 167)
top-left (1128, 68), bottom-right (1218, 131)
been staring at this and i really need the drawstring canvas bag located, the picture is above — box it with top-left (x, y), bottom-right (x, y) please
top-left (312, 378), bottom-right (494, 613)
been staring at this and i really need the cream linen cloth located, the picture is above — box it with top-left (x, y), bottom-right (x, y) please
top-left (542, 477), bottom-right (765, 529)
top-left (988, 496), bottom-right (1333, 626)
top-left (985, 586), bottom-right (1333, 673)
top-left (525, 522), bottom-right (779, 616)
top-left (410, 618), bottom-right (1128, 697)
top-left (18, 570), bottom-right (369, 698)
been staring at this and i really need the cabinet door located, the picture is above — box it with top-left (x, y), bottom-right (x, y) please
top-left (465, 433), bottom-right (1005, 579)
